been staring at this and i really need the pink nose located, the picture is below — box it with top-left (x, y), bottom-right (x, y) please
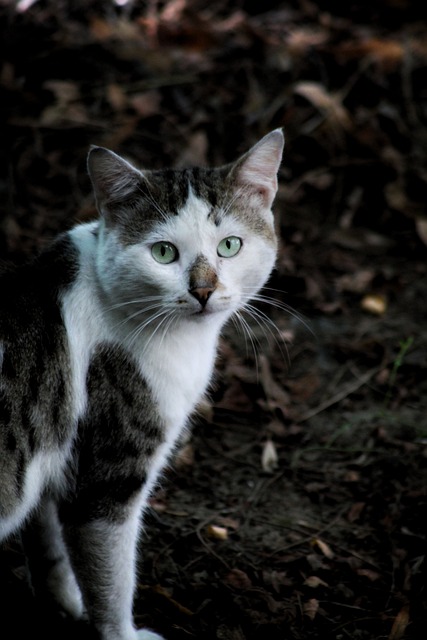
top-left (189, 286), bottom-right (215, 308)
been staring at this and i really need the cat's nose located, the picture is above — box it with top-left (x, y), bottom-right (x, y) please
top-left (189, 286), bottom-right (215, 308)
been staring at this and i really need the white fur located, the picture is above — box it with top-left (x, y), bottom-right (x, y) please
top-left (0, 447), bottom-right (72, 540)
top-left (136, 317), bottom-right (222, 510)
top-left (37, 499), bottom-right (85, 619)
top-left (62, 190), bottom-right (277, 507)
top-left (136, 632), bottom-right (164, 640)
top-left (69, 502), bottom-right (147, 640)
top-left (61, 221), bottom-right (110, 423)
top-left (46, 553), bottom-right (85, 620)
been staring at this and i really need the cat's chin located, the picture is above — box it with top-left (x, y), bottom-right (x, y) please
top-left (190, 308), bottom-right (219, 318)
top-left (187, 306), bottom-right (230, 321)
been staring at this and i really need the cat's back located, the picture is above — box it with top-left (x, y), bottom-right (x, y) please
top-left (0, 233), bottom-right (82, 535)
top-left (0, 233), bottom-right (78, 334)
top-left (0, 232), bottom-right (79, 430)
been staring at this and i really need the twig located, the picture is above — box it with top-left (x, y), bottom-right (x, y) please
top-left (298, 366), bottom-right (381, 423)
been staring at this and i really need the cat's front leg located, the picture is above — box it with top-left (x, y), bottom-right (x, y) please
top-left (21, 497), bottom-right (85, 621)
top-left (61, 500), bottom-right (164, 640)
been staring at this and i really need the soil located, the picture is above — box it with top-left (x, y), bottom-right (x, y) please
top-left (0, 2), bottom-right (426, 639)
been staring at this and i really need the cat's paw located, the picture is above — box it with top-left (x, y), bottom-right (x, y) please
top-left (135, 630), bottom-right (165, 640)
top-left (46, 560), bottom-right (86, 620)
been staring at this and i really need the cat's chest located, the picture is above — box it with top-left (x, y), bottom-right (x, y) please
top-left (135, 322), bottom-right (219, 428)
top-left (61, 247), bottom-right (221, 430)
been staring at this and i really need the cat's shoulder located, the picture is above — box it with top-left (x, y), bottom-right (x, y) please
top-left (0, 232), bottom-right (80, 328)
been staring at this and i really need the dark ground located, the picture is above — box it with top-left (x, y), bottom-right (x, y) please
top-left (0, 1), bottom-right (426, 639)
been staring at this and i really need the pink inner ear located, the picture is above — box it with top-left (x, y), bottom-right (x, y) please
top-left (239, 159), bottom-right (277, 191)
top-left (236, 130), bottom-right (284, 202)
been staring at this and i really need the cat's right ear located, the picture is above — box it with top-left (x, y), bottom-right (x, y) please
top-left (231, 129), bottom-right (284, 209)
top-left (87, 146), bottom-right (142, 215)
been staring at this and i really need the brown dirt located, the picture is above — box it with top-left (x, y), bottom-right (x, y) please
top-left (1, 2), bottom-right (426, 639)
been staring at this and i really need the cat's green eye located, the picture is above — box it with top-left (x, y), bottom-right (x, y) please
top-left (217, 236), bottom-right (242, 258)
top-left (151, 241), bottom-right (178, 264)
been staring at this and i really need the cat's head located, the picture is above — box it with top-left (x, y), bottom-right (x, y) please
top-left (87, 130), bottom-right (284, 335)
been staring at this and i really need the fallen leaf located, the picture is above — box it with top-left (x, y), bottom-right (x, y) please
top-left (129, 90), bottom-right (161, 117)
top-left (259, 354), bottom-right (290, 411)
top-left (338, 37), bottom-right (404, 71)
top-left (303, 598), bottom-right (319, 620)
top-left (344, 470), bottom-right (360, 482)
top-left (361, 294), bottom-right (387, 315)
top-left (160, 0), bottom-right (187, 23)
top-left (262, 570), bottom-right (293, 592)
top-left (312, 538), bottom-right (335, 559)
top-left (286, 373), bottom-right (321, 402)
top-left (336, 269), bottom-right (376, 294)
top-left (206, 524), bottom-right (228, 540)
top-left (388, 605), bottom-right (410, 640)
top-left (261, 439), bottom-right (279, 473)
top-left (90, 16), bottom-right (114, 40)
top-left (287, 27), bottom-right (329, 57)
top-left (175, 130), bottom-right (208, 167)
top-left (294, 81), bottom-right (352, 130)
top-left (347, 501), bottom-right (366, 522)
top-left (41, 81), bottom-right (87, 126)
top-left (356, 568), bottom-right (381, 582)
top-left (217, 516), bottom-right (240, 531)
top-left (330, 228), bottom-right (394, 251)
top-left (225, 568), bottom-right (252, 590)
top-left (106, 83), bottom-right (128, 111)
top-left (266, 419), bottom-right (288, 438)
top-left (304, 575), bottom-right (329, 588)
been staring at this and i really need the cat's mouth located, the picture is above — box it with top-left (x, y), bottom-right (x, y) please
top-left (190, 302), bottom-right (233, 319)
top-left (191, 306), bottom-right (215, 316)
top-left (176, 295), bottom-right (232, 318)
top-left (176, 298), bottom-right (215, 316)
top-left (188, 300), bottom-right (231, 318)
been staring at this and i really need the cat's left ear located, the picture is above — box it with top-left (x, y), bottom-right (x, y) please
top-left (87, 146), bottom-right (142, 214)
top-left (232, 129), bottom-right (284, 208)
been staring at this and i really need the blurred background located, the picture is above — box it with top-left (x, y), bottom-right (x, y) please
top-left (0, 1), bottom-right (426, 639)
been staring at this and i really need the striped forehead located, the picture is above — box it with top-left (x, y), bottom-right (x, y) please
top-left (155, 186), bottom-right (219, 243)
top-left (148, 167), bottom-right (224, 216)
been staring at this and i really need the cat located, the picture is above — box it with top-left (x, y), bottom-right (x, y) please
top-left (0, 128), bottom-right (284, 640)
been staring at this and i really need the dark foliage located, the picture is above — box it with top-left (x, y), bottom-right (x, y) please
top-left (1, 1), bottom-right (426, 638)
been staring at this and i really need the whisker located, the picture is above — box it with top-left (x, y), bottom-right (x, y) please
top-left (112, 302), bottom-right (166, 335)
top-left (92, 289), bottom-right (180, 352)
top-left (230, 313), bottom-right (251, 359)
top-left (139, 309), bottom-right (176, 354)
top-left (105, 296), bottom-right (165, 313)
top-left (91, 296), bottom-right (165, 326)
top-left (124, 308), bottom-right (170, 349)
top-left (242, 302), bottom-right (290, 367)
top-left (155, 311), bottom-right (178, 352)
top-left (233, 309), bottom-right (261, 375)
top-left (243, 289), bottom-right (314, 337)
